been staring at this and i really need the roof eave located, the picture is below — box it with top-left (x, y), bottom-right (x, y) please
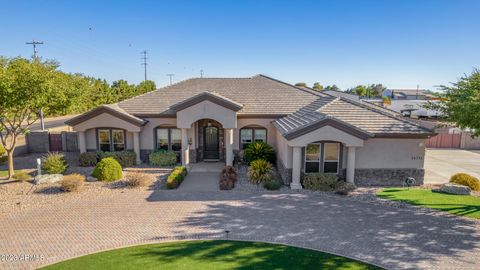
top-left (65, 106), bottom-right (146, 127)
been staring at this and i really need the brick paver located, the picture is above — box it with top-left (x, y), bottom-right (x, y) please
top-left (1, 190), bottom-right (479, 270)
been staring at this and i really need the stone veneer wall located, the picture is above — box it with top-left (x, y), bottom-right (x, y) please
top-left (276, 158), bottom-right (292, 185)
top-left (354, 168), bottom-right (424, 186)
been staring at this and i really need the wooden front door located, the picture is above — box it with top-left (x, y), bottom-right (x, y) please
top-left (204, 126), bottom-right (219, 159)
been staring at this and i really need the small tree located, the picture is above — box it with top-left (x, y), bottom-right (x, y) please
top-left (312, 82), bottom-right (323, 91)
top-left (295, 82), bottom-right (307, 87)
top-left (0, 57), bottom-right (58, 179)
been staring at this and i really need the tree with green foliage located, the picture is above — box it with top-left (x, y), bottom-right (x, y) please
top-left (324, 85), bottom-right (340, 91)
top-left (426, 69), bottom-right (480, 136)
top-left (294, 82), bottom-right (307, 87)
top-left (312, 82), bottom-right (323, 91)
top-left (349, 85), bottom-right (368, 97)
top-left (136, 80), bottom-right (156, 95)
top-left (0, 57), bottom-right (61, 179)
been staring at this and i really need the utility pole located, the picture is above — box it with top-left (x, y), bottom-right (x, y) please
top-left (25, 40), bottom-right (43, 59)
top-left (140, 50), bottom-right (148, 81)
top-left (200, 69), bottom-right (204, 78)
top-left (416, 84), bottom-right (419, 99)
top-left (166, 74), bottom-right (175, 85)
top-left (26, 40), bottom-right (45, 129)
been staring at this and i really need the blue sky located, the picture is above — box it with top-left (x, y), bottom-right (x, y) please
top-left (1, 0), bottom-right (479, 90)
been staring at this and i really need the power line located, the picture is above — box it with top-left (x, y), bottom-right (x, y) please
top-left (141, 50), bottom-right (148, 81)
top-left (25, 40), bottom-right (43, 59)
top-left (166, 74), bottom-right (175, 85)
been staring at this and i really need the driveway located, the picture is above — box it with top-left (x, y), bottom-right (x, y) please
top-left (425, 149), bottom-right (480, 184)
top-left (0, 190), bottom-right (479, 270)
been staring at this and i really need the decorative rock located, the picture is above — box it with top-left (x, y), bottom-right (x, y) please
top-left (34, 174), bottom-right (63, 185)
top-left (439, 183), bottom-right (471, 195)
top-left (86, 176), bottom-right (98, 182)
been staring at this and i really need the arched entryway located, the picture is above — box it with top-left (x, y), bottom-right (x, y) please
top-left (197, 119), bottom-right (224, 161)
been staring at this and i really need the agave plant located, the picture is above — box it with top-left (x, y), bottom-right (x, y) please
top-left (248, 159), bottom-right (273, 184)
top-left (244, 142), bottom-right (275, 165)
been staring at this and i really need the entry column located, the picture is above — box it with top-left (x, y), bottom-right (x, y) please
top-left (181, 128), bottom-right (190, 167)
top-left (291, 146), bottom-right (303, 190)
top-left (346, 146), bottom-right (356, 184)
top-left (225, 128), bottom-right (233, 166)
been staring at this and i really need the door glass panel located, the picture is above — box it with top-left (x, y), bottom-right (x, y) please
top-left (156, 129), bottom-right (169, 150)
top-left (171, 129), bottom-right (182, 151)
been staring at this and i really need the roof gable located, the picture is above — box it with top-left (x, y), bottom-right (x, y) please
top-left (65, 105), bottom-right (146, 127)
top-left (170, 91), bottom-right (243, 112)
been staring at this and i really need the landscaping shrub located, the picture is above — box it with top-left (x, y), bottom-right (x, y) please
top-left (335, 182), bottom-right (356, 195)
top-left (244, 142), bottom-right (275, 165)
top-left (219, 165), bottom-right (237, 190)
top-left (61, 174), bottom-right (85, 192)
top-left (0, 156), bottom-right (6, 165)
top-left (149, 150), bottom-right (177, 166)
top-left (114, 151), bottom-right (137, 167)
top-left (0, 143), bottom-right (5, 156)
top-left (78, 152), bottom-right (98, 167)
top-left (125, 171), bottom-right (153, 188)
top-left (303, 173), bottom-right (339, 191)
top-left (263, 179), bottom-right (282, 190)
top-left (96, 151), bottom-right (117, 160)
top-left (13, 171), bottom-right (31, 181)
top-left (42, 152), bottom-right (68, 174)
top-left (166, 166), bottom-right (187, 189)
top-left (248, 159), bottom-right (273, 184)
top-left (92, 157), bottom-right (123, 182)
top-left (450, 173), bottom-right (480, 191)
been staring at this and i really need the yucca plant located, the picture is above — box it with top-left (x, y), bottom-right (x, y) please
top-left (244, 142), bottom-right (275, 165)
top-left (248, 159), bottom-right (273, 184)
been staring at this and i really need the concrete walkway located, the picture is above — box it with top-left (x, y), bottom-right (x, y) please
top-left (425, 149), bottom-right (480, 184)
top-left (1, 189), bottom-right (479, 270)
top-left (177, 162), bottom-right (223, 191)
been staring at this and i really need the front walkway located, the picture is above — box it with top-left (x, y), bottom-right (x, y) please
top-left (177, 162), bottom-right (223, 191)
top-left (1, 189), bottom-right (479, 270)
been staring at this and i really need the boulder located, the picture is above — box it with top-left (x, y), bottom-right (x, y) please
top-left (86, 176), bottom-right (98, 182)
top-left (34, 174), bottom-right (63, 185)
top-left (439, 183), bottom-right (471, 195)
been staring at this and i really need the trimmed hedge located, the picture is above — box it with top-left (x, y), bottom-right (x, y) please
top-left (78, 151), bottom-right (136, 167)
top-left (166, 166), bottom-right (187, 189)
top-left (303, 173), bottom-right (339, 191)
top-left (149, 150), bottom-right (177, 167)
top-left (92, 157), bottom-right (123, 182)
top-left (263, 179), bottom-right (282, 190)
top-left (42, 152), bottom-right (68, 174)
top-left (450, 173), bottom-right (480, 191)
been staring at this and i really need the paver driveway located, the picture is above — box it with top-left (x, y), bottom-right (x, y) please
top-left (1, 190), bottom-right (479, 270)
top-left (425, 149), bottom-right (480, 184)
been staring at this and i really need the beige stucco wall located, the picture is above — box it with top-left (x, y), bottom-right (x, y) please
top-left (355, 138), bottom-right (426, 168)
top-left (84, 128), bottom-right (134, 151)
top-left (276, 129), bottom-right (293, 169)
top-left (234, 118), bottom-right (277, 151)
top-left (140, 118), bottom-right (178, 150)
top-left (71, 113), bottom-right (141, 132)
top-left (176, 100), bottom-right (237, 128)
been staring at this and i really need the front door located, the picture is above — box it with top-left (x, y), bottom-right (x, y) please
top-left (204, 126), bottom-right (219, 159)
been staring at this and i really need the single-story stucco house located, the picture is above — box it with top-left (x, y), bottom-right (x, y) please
top-left (65, 74), bottom-right (434, 188)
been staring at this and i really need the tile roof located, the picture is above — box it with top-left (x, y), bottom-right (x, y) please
top-left (118, 74), bottom-right (323, 116)
top-left (273, 97), bottom-right (434, 139)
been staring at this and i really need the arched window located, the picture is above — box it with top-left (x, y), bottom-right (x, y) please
top-left (305, 142), bottom-right (341, 174)
top-left (239, 126), bottom-right (267, 149)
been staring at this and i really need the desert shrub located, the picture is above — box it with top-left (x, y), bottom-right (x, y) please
top-left (149, 150), bottom-right (177, 166)
top-left (13, 171), bottom-right (31, 181)
top-left (78, 152), bottom-right (98, 167)
top-left (244, 142), bottom-right (275, 165)
top-left (92, 157), bottom-right (123, 182)
top-left (42, 152), bottom-right (68, 174)
top-left (125, 171), bottom-right (153, 188)
top-left (166, 166), bottom-right (187, 189)
top-left (61, 174), bottom-right (85, 192)
top-left (219, 165), bottom-right (237, 190)
top-left (263, 179), bottom-right (282, 190)
top-left (303, 173), bottom-right (339, 191)
top-left (450, 173), bottom-right (480, 191)
top-left (334, 182), bottom-right (356, 195)
top-left (248, 159), bottom-right (273, 184)
top-left (114, 151), bottom-right (137, 167)
top-left (96, 151), bottom-right (117, 160)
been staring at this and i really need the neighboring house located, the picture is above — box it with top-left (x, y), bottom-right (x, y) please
top-left (65, 75), bottom-right (434, 188)
top-left (382, 89), bottom-right (434, 100)
top-left (382, 89), bottom-right (441, 118)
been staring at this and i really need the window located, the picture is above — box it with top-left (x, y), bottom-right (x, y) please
top-left (97, 129), bottom-right (125, 152)
top-left (156, 128), bottom-right (182, 152)
top-left (240, 127), bottom-right (267, 149)
top-left (304, 142), bottom-right (341, 174)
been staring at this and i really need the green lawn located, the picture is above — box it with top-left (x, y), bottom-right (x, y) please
top-left (41, 240), bottom-right (382, 270)
top-left (378, 188), bottom-right (480, 219)
top-left (0, 170), bottom-right (21, 178)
